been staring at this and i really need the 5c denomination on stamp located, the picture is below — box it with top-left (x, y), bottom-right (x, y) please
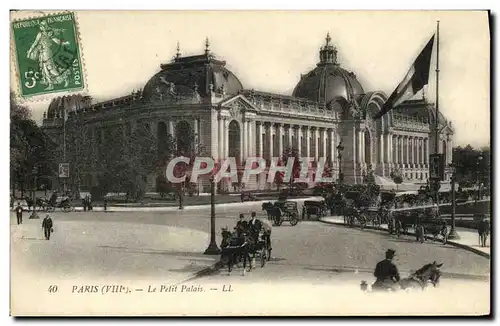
top-left (11, 12), bottom-right (84, 98)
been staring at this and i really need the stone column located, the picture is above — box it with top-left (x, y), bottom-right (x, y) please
top-left (224, 119), bottom-right (229, 158)
top-left (248, 120), bottom-right (253, 157)
top-left (241, 120), bottom-right (248, 161)
top-left (419, 138), bottom-right (423, 167)
top-left (168, 120), bottom-right (175, 137)
top-left (298, 126), bottom-right (303, 157)
top-left (425, 138), bottom-right (429, 165)
top-left (359, 130), bottom-right (364, 165)
top-left (322, 129), bottom-right (327, 159)
top-left (288, 125), bottom-right (293, 151)
top-left (218, 116), bottom-right (224, 160)
top-left (305, 126), bottom-right (311, 157)
top-left (257, 122), bottom-right (263, 157)
top-left (313, 128), bottom-right (319, 160)
top-left (399, 136), bottom-right (404, 167)
top-left (278, 124), bottom-right (284, 158)
top-left (268, 123), bottom-right (274, 160)
top-left (329, 129), bottom-right (335, 163)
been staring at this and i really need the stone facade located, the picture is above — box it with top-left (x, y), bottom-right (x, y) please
top-left (41, 35), bottom-right (454, 193)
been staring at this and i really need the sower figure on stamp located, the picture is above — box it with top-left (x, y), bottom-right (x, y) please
top-left (372, 249), bottom-right (400, 291)
top-left (42, 214), bottom-right (54, 240)
top-left (26, 20), bottom-right (71, 90)
top-left (15, 202), bottom-right (23, 225)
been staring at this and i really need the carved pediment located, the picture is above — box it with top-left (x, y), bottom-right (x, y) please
top-left (220, 94), bottom-right (259, 114)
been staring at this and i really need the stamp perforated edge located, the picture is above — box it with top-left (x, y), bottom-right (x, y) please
top-left (10, 10), bottom-right (89, 104)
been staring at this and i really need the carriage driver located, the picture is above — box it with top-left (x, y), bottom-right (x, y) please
top-left (235, 214), bottom-right (248, 237)
top-left (373, 249), bottom-right (401, 290)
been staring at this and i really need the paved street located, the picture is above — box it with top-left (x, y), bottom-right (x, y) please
top-left (11, 200), bottom-right (490, 315)
top-left (12, 200), bottom-right (490, 280)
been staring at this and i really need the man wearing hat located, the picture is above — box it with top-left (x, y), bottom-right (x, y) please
top-left (373, 249), bottom-right (400, 290)
top-left (247, 212), bottom-right (263, 242)
top-left (235, 214), bottom-right (248, 237)
top-left (15, 202), bottom-right (23, 225)
top-left (42, 214), bottom-right (54, 240)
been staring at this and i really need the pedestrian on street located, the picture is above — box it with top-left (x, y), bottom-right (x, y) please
top-left (104, 198), bottom-right (108, 212)
top-left (82, 196), bottom-right (87, 212)
top-left (87, 195), bottom-right (93, 211)
top-left (15, 202), bottom-right (23, 225)
top-left (42, 214), bottom-right (54, 240)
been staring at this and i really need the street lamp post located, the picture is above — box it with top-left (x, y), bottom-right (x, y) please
top-left (178, 182), bottom-right (184, 209)
top-left (448, 163), bottom-right (459, 239)
top-left (30, 166), bottom-right (39, 219)
top-left (204, 175), bottom-right (220, 255)
top-left (476, 155), bottom-right (483, 203)
top-left (336, 140), bottom-right (344, 184)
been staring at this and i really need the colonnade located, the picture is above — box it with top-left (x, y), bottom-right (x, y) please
top-left (217, 119), bottom-right (340, 166)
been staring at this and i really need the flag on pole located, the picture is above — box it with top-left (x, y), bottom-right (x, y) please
top-left (374, 35), bottom-right (435, 120)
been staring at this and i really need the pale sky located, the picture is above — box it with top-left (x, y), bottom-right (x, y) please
top-left (11, 10), bottom-right (490, 147)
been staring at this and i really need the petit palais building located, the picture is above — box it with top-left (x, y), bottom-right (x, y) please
top-left (41, 35), bottom-right (454, 194)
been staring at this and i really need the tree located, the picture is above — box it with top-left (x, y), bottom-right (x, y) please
top-left (452, 145), bottom-right (490, 188)
top-left (10, 91), bottom-right (56, 197)
top-left (390, 167), bottom-right (403, 191)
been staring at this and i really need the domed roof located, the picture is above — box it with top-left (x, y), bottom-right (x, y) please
top-left (46, 94), bottom-right (92, 118)
top-left (142, 39), bottom-right (243, 101)
top-left (292, 34), bottom-right (364, 105)
top-left (393, 99), bottom-right (448, 126)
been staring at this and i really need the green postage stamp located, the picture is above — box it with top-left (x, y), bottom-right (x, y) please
top-left (11, 12), bottom-right (84, 98)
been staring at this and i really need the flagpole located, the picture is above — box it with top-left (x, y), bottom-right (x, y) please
top-left (435, 20), bottom-right (440, 158)
top-left (434, 20), bottom-right (440, 205)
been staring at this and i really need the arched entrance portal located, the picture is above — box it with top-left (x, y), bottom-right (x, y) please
top-left (364, 129), bottom-right (372, 166)
top-left (228, 120), bottom-right (241, 161)
top-left (175, 121), bottom-right (192, 155)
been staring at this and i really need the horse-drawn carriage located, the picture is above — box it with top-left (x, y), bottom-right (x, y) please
top-left (240, 191), bottom-right (257, 202)
top-left (301, 200), bottom-right (328, 220)
top-left (219, 226), bottom-right (271, 273)
top-left (36, 196), bottom-right (74, 213)
top-left (262, 201), bottom-right (300, 226)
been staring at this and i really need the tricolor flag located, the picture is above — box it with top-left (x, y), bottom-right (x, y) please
top-left (374, 35), bottom-right (435, 120)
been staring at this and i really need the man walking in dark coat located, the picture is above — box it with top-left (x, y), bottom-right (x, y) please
top-left (15, 202), bottom-right (23, 225)
top-left (42, 214), bottom-right (53, 240)
top-left (373, 249), bottom-right (400, 291)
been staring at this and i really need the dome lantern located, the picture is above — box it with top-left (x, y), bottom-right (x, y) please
top-left (319, 32), bottom-right (338, 65)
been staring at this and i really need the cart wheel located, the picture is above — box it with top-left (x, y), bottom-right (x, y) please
top-left (290, 214), bottom-right (299, 226)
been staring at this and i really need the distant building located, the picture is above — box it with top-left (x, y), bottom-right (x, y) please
top-left (42, 34), bottom-right (454, 193)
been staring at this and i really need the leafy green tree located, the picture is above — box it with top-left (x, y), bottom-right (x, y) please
top-left (452, 145), bottom-right (490, 188)
top-left (10, 91), bottom-right (55, 197)
top-left (390, 167), bottom-right (403, 190)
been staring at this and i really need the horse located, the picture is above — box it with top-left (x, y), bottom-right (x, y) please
top-left (399, 261), bottom-right (443, 290)
top-left (219, 228), bottom-right (252, 273)
top-left (361, 261), bottom-right (443, 292)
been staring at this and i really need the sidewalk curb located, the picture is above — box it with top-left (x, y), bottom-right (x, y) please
top-left (16, 197), bottom-right (322, 213)
top-left (319, 218), bottom-right (491, 259)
